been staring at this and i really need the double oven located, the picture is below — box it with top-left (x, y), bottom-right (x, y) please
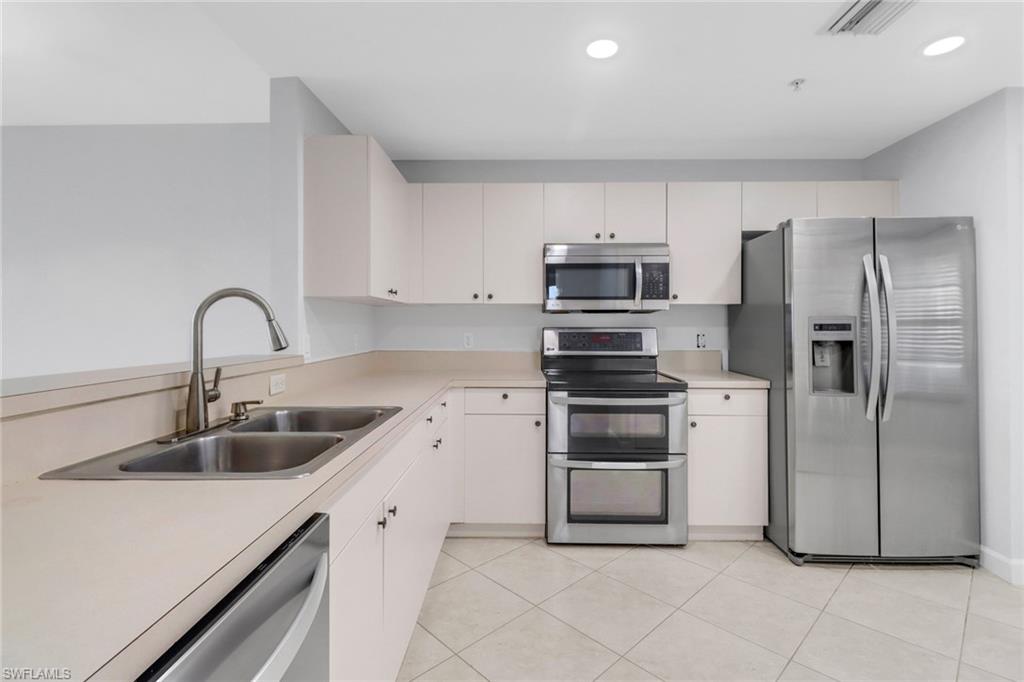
top-left (543, 328), bottom-right (688, 545)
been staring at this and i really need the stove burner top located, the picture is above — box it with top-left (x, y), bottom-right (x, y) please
top-left (543, 371), bottom-right (687, 392)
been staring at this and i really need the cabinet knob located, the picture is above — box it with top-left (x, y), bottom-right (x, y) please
top-left (378, 517), bottom-right (388, 528)
top-left (690, 421), bottom-right (698, 428)
top-left (473, 293), bottom-right (479, 300)
top-left (609, 232), bottom-right (616, 239)
top-left (502, 393), bottom-right (509, 400)
top-left (724, 394), bottom-right (731, 401)
top-left (487, 293), bottom-right (494, 300)
top-left (672, 294), bottom-right (679, 300)
top-left (427, 416), bottom-right (433, 423)
top-left (594, 233), bottom-right (601, 240)
top-left (388, 505), bottom-right (398, 517)
top-left (432, 439), bottom-right (441, 449)
top-left (441, 401), bottom-right (447, 408)
top-left (387, 288), bottom-right (397, 296)
top-left (535, 420), bottom-right (542, 427)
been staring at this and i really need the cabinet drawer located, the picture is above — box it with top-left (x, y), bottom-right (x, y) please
top-left (465, 388), bottom-right (545, 415)
top-left (688, 389), bottom-right (766, 416)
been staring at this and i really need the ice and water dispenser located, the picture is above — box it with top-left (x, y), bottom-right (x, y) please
top-left (809, 318), bottom-right (856, 395)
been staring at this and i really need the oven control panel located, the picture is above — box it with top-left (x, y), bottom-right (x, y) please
top-left (543, 328), bottom-right (658, 356)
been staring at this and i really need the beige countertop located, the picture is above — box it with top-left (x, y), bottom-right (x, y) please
top-left (660, 366), bottom-right (771, 389)
top-left (1, 364), bottom-right (765, 679)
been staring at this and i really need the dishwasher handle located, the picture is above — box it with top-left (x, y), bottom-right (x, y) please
top-left (252, 552), bottom-right (329, 682)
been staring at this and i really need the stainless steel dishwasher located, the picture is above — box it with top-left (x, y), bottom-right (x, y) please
top-left (139, 514), bottom-right (329, 681)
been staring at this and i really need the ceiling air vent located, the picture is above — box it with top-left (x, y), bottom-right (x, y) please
top-left (826, 0), bottom-right (916, 35)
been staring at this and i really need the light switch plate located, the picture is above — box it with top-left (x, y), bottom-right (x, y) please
top-left (269, 373), bottom-right (286, 396)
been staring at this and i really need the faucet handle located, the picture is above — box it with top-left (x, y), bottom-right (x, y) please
top-left (206, 366), bottom-right (222, 403)
top-left (229, 399), bottom-right (263, 421)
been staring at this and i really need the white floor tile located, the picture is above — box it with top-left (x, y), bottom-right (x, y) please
top-left (540, 539), bottom-right (634, 569)
top-left (417, 571), bottom-right (531, 651)
top-left (956, 661), bottom-right (1011, 681)
top-left (597, 658), bottom-right (660, 681)
top-left (441, 537), bottom-right (532, 567)
top-left (777, 661), bottom-right (835, 680)
top-left (461, 609), bottom-right (618, 681)
top-left (682, 574), bottom-right (820, 657)
top-left (723, 544), bottom-right (848, 609)
top-left (627, 610), bottom-right (787, 681)
top-left (600, 546), bottom-right (716, 607)
top-left (541, 573), bottom-right (674, 655)
top-left (429, 552), bottom-right (471, 587)
top-left (415, 656), bottom-right (487, 681)
top-left (826, 574), bottom-right (966, 657)
top-left (960, 614), bottom-right (1024, 681)
top-left (793, 613), bottom-right (958, 681)
top-left (398, 625), bottom-right (453, 682)
top-left (849, 563), bottom-right (972, 610)
top-left (477, 542), bottom-right (592, 604)
top-left (654, 541), bottom-right (752, 572)
top-left (969, 570), bottom-right (1024, 629)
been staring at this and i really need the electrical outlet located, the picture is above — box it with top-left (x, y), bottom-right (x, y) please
top-left (269, 373), bottom-right (287, 396)
top-left (463, 333), bottom-right (474, 349)
top-left (696, 332), bottom-right (707, 349)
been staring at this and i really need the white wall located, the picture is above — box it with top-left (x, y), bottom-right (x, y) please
top-left (1, 123), bottom-right (277, 377)
top-left (864, 87), bottom-right (1024, 583)
top-left (373, 304), bottom-right (728, 359)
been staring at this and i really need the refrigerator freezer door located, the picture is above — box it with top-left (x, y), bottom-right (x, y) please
top-left (787, 218), bottom-right (879, 556)
top-left (875, 218), bottom-right (979, 557)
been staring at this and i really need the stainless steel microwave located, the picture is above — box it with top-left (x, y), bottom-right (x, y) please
top-left (543, 244), bottom-right (671, 313)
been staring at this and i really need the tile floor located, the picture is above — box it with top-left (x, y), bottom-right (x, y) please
top-left (399, 538), bottom-right (1024, 681)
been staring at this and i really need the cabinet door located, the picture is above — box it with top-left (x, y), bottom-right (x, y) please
top-left (543, 183), bottom-right (605, 243)
top-left (817, 181), bottom-right (897, 218)
top-left (423, 183), bottom-right (484, 303)
top-left (687, 415), bottom-right (768, 526)
top-left (483, 183), bottom-right (544, 304)
top-left (465, 414), bottom-right (546, 524)
top-left (741, 181), bottom-right (817, 231)
top-left (667, 182), bottom-right (741, 304)
top-left (605, 182), bottom-right (666, 243)
top-left (330, 506), bottom-right (385, 681)
top-left (403, 183), bottom-right (423, 303)
top-left (369, 138), bottom-right (407, 300)
top-left (382, 451), bottom-right (446, 678)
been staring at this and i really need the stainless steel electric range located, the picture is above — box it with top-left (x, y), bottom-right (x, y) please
top-left (542, 328), bottom-right (689, 545)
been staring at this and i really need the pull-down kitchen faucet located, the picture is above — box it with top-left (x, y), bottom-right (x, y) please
top-left (185, 288), bottom-right (289, 435)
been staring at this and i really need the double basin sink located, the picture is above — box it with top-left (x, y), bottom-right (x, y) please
top-left (41, 407), bottom-right (402, 480)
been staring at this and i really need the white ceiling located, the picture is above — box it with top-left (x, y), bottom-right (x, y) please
top-left (4, 2), bottom-right (1023, 159)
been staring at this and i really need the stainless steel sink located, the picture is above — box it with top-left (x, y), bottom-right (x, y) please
top-left (230, 407), bottom-right (400, 434)
top-left (119, 433), bottom-right (343, 475)
top-left (40, 405), bottom-right (402, 480)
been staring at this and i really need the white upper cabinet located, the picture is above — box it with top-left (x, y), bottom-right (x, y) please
top-left (422, 183), bottom-right (484, 303)
top-left (543, 183), bottom-right (605, 243)
top-left (667, 182), bottom-right (741, 304)
top-left (483, 183), bottom-right (544, 304)
top-left (817, 181), bottom-right (898, 217)
top-left (605, 182), bottom-right (667, 243)
top-left (741, 181), bottom-right (817, 231)
top-left (304, 135), bottom-right (416, 303)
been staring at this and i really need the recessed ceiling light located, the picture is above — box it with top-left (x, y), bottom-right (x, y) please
top-left (923, 35), bottom-right (965, 56)
top-left (586, 39), bottom-right (618, 60)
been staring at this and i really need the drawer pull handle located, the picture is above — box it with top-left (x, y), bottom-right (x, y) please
top-left (427, 416), bottom-right (433, 423)
top-left (388, 506), bottom-right (398, 517)
top-left (502, 393), bottom-right (509, 400)
top-left (724, 394), bottom-right (731, 401)
top-left (691, 421), bottom-right (698, 428)
top-left (441, 402), bottom-right (447, 408)
top-left (378, 517), bottom-right (387, 528)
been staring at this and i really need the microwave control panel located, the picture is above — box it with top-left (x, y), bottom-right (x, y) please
top-left (641, 263), bottom-right (670, 300)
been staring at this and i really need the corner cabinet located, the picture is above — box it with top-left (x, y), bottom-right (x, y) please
top-left (304, 135), bottom-right (420, 303)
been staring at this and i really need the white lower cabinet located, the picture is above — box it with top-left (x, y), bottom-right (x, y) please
top-left (686, 389), bottom-right (768, 528)
top-left (329, 507), bottom-right (386, 681)
top-left (464, 413), bottom-right (546, 524)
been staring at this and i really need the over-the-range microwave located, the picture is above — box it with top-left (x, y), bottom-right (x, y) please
top-left (543, 243), bottom-right (670, 313)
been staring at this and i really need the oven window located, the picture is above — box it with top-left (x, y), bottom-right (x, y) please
top-left (546, 263), bottom-right (636, 300)
top-left (569, 412), bottom-right (666, 440)
top-left (568, 469), bottom-right (667, 524)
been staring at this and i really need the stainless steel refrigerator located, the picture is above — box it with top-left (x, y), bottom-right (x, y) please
top-left (730, 218), bottom-right (979, 565)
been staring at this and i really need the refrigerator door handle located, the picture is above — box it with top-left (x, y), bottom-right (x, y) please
top-left (879, 254), bottom-right (897, 422)
top-left (863, 254), bottom-right (882, 422)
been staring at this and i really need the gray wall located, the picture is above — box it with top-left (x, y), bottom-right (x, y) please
top-left (1, 123), bottom-right (276, 377)
top-left (864, 87), bottom-right (1024, 583)
top-left (395, 158), bottom-right (867, 183)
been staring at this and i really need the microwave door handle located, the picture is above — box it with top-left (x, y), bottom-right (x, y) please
top-left (634, 259), bottom-right (643, 308)
top-left (548, 395), bottom-right (688, 407)
top-left (252, 553), bottom-right (329, 682)
top-left (550, 458), bottom-right (685, 471)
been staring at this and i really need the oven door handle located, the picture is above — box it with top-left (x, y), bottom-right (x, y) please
top-left (549, 458), bottom-right (685, 471)
top-left (548, 395), bottom-right (687, 407)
